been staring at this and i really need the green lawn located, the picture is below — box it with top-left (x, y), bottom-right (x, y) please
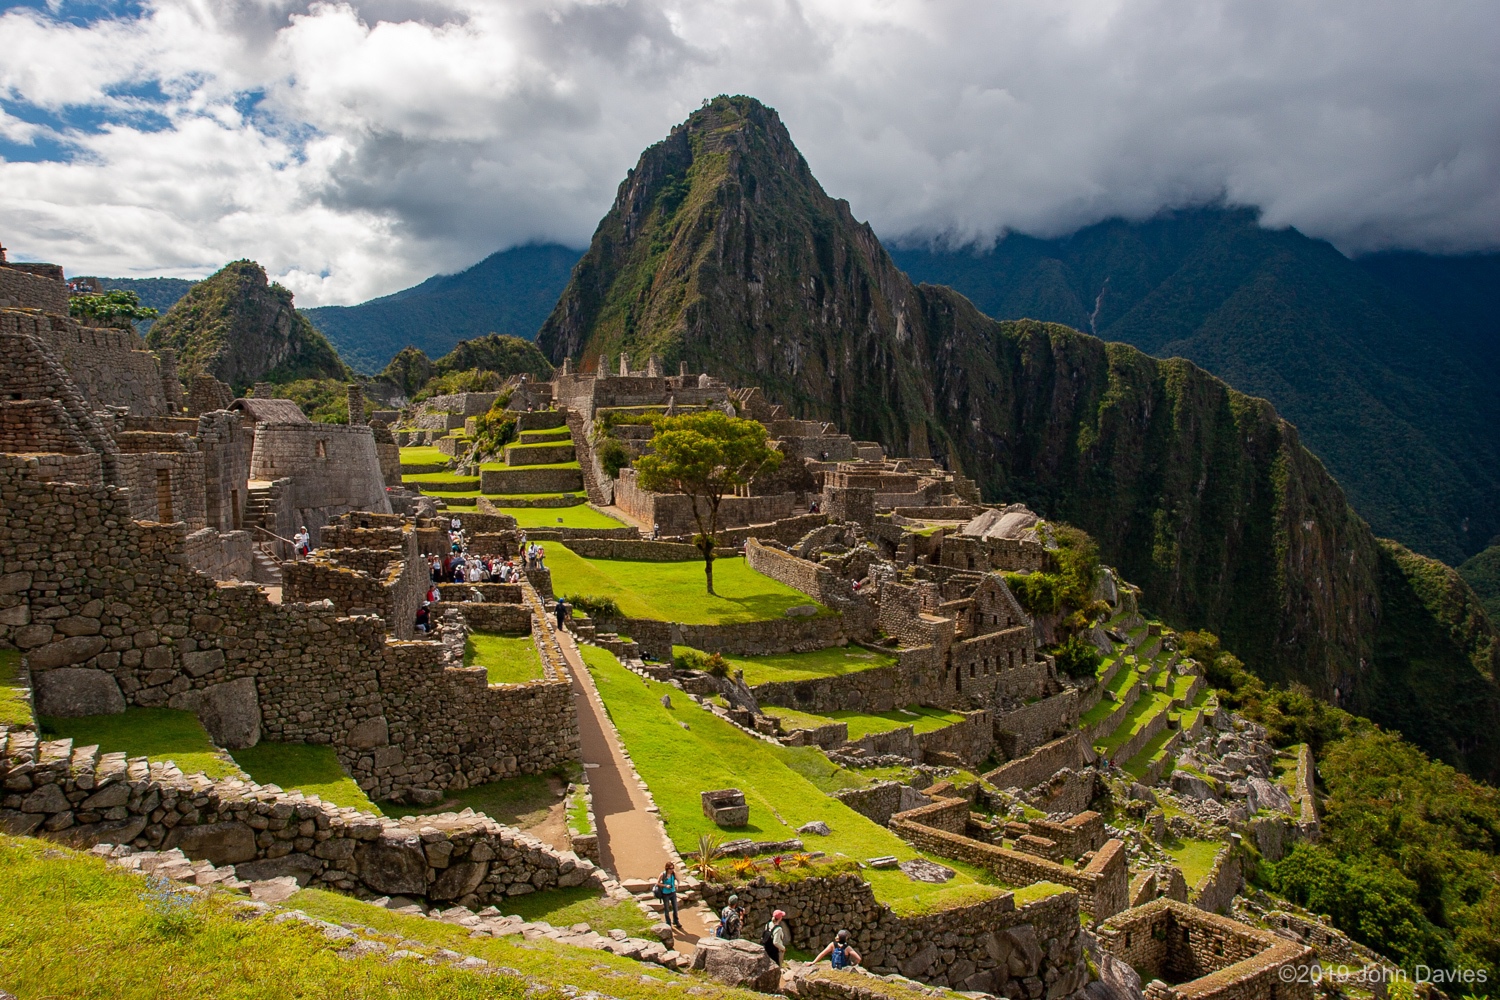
top-left (502, 506), bottom-right (626, 530)
top-left (0, 837), bottom-right (545, 1000)
top-left (581, 646), bottom-right (1003, 915)
top-left (1122, 727), bottom-right (1177, 781)
top-left (465, 632), bottom-right (545, 685)
top-left (0, 648), bottom-right (31, 727)
top-left (229, 743), bottom-right (379, 813)
top-left (404, 470), bottom-right (481, 485)
top-left (293, 887), bottom-right (759, 1000)
top-left (424, 490), bottom-right (482, 499)
top-left (760, 704), bottom-right (967, 740)
top-left (1163, 837), bottom-right (1224, 887)
top-left (567, 785), bottom-right (593, 835)
top-left (41, 708), bottom-right (238, 779)
top-left (480, 492), bottom-right (587, 501)
top-left (383, 772), bottom-right (569, 828)
top-left (678, 645), bottom-right (896, 686)
top-left (548, 547), bottom-right (822, 624)
top-left (399, 445), bottom-right (449, 466)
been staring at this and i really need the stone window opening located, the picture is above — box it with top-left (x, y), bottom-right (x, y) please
top-left (316, 439), bottom-right (328, 459)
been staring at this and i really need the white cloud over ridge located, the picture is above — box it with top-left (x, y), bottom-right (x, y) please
top-left (0, 0), bottom-right (1496, 305)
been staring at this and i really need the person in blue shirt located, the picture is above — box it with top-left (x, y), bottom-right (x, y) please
top-left (654, 862), bottom-right (682, 930)
top-left (813, 929), bottom-right (861, 969)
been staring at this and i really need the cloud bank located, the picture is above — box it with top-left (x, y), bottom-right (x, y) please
top-left (1, 0), bottom-right (1496, 305)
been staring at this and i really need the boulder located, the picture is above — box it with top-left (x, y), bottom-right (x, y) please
top-left (1003, 924), bottom-right (1043, 978)
top-left (355, 838), bottom-right (429, 895)
top-left (346, 716), bottom-right (389, 750)
top-left (169, 820), bottom-right (258, 865)
top-left (901, 942), bottom-right (939, 978)
top-left (797, 820), bottom-right (831, 836)
top-left (25, 636), bottom-right (107, 671)
top-left (169, 677), bottom-right (260, 749)
top-left (691, 938), bottom-right (781, 992)
top-left (32, 667), bottom-right (124, 716)
top-left (235, 852), bottom-right (324, 886)
top-left (49, 815), bottom-right (147, 850)
top-left (430, 860), bottom-right (489, 900)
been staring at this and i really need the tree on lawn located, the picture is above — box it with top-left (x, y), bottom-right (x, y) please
top-left (634, 410), bottom-right (783, 595)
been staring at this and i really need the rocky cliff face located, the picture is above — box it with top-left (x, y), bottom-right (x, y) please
top-left (147, 260), bottom-right (348, 392)
top-left (538, 96), bottom-right (1500, 776)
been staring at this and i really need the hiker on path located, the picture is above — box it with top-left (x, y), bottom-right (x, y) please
top-left (813, 930), bottom-right (861, 969)
top-left (654, 863), bottom-right (683, 930)
top-left (716, 894), bottom-right (745, 939)
top-left (293, 527), bottom-right (310, 559)
top-left (762, 910), bottom-right (789, 966)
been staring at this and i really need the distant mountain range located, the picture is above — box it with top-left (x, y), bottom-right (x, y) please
top-left (890, 211), bottom-right (1500, 566)
top-left (301, 244), bottom-right (581, 374)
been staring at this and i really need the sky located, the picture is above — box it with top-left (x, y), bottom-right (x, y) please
top-left (2, 0), bottom-right (1497, 306)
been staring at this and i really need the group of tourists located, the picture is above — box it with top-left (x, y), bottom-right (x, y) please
top-left (413, 515), bottom-right (543, 632)
top-left (653, 864), bottom-right (861, 970)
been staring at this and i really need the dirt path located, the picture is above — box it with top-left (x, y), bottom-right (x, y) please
top-left (551, 626), bottom-right (716, 940)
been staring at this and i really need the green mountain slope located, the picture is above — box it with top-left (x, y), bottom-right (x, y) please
top-left (1461, 544), bottom-right (1500, 623)
top-left (370, 334), bottom-right (553, 403)
top-left (304, 244), bottom-right (581, 373)
top-left (889, 214), bottom-right (1500, 565)
top-left (537, 95), bottom-right (1500, 779)
top-left (146, 260), bottom-right (348, 392)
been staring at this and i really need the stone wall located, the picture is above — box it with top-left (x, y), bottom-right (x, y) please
top-left (442, 602), bottom-right (532, 635)
top-left (479, 466), bottom-right (585, 494)
top-left (1026, 812), bottom-right (1106, 859)
top-left (1191, 849), bottom-right (1242, 916)
top-left (606, 613), bottom-right (846, 661)
top-left (0, 461), bottom-right (578, 803)
top-left (182, 528), bottom-right (255, 582)
top-left (249, 423), bottom-right (391, 518)
top-left (1096, 899), bottom-right (1313, 1000)
top-left (39, 321), bottom-right (170, 417)
top-left (0, 725), bottom-right (604, 908)
top-left (995, 690), bottom-right (1079, 759)
top-left (745, 539), bottom-right (876, 638)
top-left (613, 469), bottom-right (796, 538)
top-left (116, 448), bottom-right (207, 530)
top-left (890, 799), bottom-right (1129, 921)
top-left (194, 410), bottom-right (252, 533)
top-left (983, 734), bottom-right (1086, 792)
top-left (914, 710), bottom-right (994, 767)
top-left (752, 662), bottom-right (911, 714)
top-left (698, 869), bottom-right (1089, 994)
top-left (0, 263), bottom-right (70, 313)
top-left (560, 538), bottom-right (702, 561)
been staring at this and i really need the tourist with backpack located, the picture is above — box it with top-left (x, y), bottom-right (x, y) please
top-left (716, 894), bottom-right (744, 939)
top-left (813, 929), bottom-right (861, 969)
top-left (653, 862), bottom-right (683, 930)
top-left (761, 910), bottom-right (788, 966)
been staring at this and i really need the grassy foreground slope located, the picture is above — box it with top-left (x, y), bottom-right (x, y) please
top-left (581, 646), bottom-right (1006, 916)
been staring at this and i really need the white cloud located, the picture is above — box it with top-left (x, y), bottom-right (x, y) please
top-left (0, 0), bottom-right (1496, 306)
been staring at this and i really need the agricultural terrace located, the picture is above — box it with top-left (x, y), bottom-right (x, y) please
top-left (398, 445), bottom-right (448, 466)
top-left (41, 708), bottom-right (377, 812)
top-left (580, 646), bottom-right (1008, 916)
top-left (503, 506), bottom-right (626, 530)
top-left (675, 644), bottom-right (897, 686)
top-left (465, 632), bottom-right (546, 684)
top-left (548, 546), bottom-right (824, 624)
top-left (758, 704), bottom-right (968, 741)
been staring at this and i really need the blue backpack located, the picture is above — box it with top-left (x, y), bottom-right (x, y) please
top-left (831, 942), bottom-right (850, 969)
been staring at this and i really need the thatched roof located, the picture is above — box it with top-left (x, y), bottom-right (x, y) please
top-left (229, 397), bottom-right (309, 424)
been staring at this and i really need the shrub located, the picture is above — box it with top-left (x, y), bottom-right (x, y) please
top-left (1005, 572), bottom-right (1063, 616)
top-left (597, 437), bottom-right (630, 478)
top-left (69, 289), bottom-right (158, 327)
top-left (565, 594), bottom-right (621, 620)
top-left (413, 368), bottom-right (505, 402)
top-left (472, 397), bottom-right (518, 457)
top-left (1049, 633), bottom-right (1102, 678)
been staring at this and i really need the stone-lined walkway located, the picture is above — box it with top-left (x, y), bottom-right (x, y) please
top-left (520, 575), bottom-right (715, 943)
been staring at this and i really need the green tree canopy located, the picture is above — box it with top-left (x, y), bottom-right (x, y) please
top-left (634, 410), bottom-right (782, 594)
top-left (68, 289), bottom-right (159, 327)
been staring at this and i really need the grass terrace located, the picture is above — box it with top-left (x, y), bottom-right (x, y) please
top-left (383, 771), bottom-right (572, 828)
top-left (399, 444), bottom-right (449, 466)
top-left (677, 644), bottom-right (897, 686)
top-left (503, 506), bottom-right (627, 530)
top-left (548, 547), bottom-right (823, 625)
top-left (229, 743), bottom-right (379, 812)
top-left (1094, 690), bottom-right (1176, 758)
top-left (0, 834), bottom-right (765, 1000)
top-left (1078, 662), bottom-right (1143, 729)
top-left (465, 632), bottom-right (546, 685)
top-left (41, 708), bottom-right (239, 780)
top-left (404, 470), bottom-right (481, 485)
top-left (580, 645), bottom-right (1006, 915)
top-left (0, 648), bottom-right (30, 727)
top-left (760, 704), bottom-right (968, 740)
top-left (480, 460), bottom-right (582, 471)
top-left (1122, 728), bottom-right (1178, 781)
top-left (1162, 836), bottom-right (1224, 888)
